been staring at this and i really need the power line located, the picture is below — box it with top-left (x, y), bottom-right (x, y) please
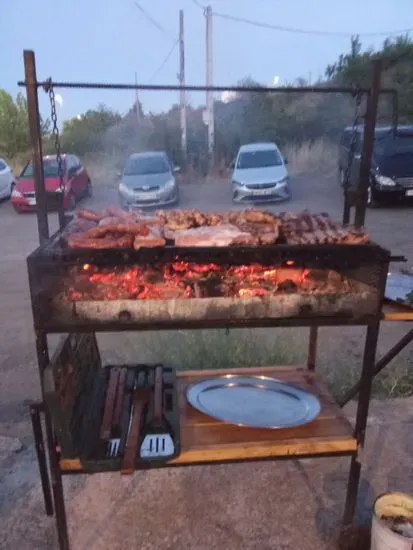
top-left (191, 0), bottom-right (206, 10)
top-left (148, 38), bottom-right (179, 83)
top-left (212, 11), bottom-right (413, 37)
top-left (133, 2), bottom-right (175, 38)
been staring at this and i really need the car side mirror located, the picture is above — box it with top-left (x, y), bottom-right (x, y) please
top-left (283, 157), bottom-right (288, 165)
top-left (229, 161), bottom-right (235, 170)
top-left (173, 165), bottom-right (181, 173)
top-left (68, 166), bottom-right (77, 177)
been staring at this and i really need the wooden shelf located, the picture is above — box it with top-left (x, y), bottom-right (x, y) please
top-left (171, 365), bottom-right (356, 465)
top-left (59, 365), bottom-right (356, 472)
top-left (382, 300), bottom-right (413, 321)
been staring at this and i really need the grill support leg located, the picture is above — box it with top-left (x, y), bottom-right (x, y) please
top-left (30, 402), bottom-right (54, 516)
top-left (343, 322), bottom-right (380, 525)
top-left (44, 410), bottom-right (70, 550)
top-left (307, 326), bottom-right (318, 371)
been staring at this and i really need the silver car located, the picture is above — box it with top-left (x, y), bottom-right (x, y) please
top-left (118, 151), bottom-right (180, 208)
top-left (231, 142), bottom-right (290, 203)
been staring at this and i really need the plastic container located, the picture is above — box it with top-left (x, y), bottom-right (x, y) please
top-left (371, 492), bottom-right (413, 550)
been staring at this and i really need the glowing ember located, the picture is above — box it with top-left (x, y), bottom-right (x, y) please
top-left (63, 262), bottom-right (347, 302)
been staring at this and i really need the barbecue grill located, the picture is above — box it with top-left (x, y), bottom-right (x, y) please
top-left (20, 50), bottom-right (404, 550)
top-left (28, 234), bottom-right (392, 330)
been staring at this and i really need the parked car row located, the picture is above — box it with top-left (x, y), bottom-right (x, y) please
top-left (3, 128), bottom-right (413, 214)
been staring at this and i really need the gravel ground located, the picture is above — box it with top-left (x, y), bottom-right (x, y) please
top-left (0, 172), bottom-right (412, 549)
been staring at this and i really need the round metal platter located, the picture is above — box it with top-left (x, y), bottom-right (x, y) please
top-left (186, 375), bottom-right (321, 429)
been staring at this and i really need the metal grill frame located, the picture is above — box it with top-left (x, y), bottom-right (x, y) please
top-left (20, 50), bottom-right (400, 550)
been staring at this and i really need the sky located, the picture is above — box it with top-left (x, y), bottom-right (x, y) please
top-left (1, 0), bottom-right (412, 123)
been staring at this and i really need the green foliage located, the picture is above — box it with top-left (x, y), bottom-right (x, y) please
top-left (60, 105), bottom-right (121, 155)
top-left (0, 90), bottom-right (49, 159)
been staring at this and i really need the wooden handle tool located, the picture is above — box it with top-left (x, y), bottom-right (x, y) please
top-left (100, 368), bottom-right (119, 439)
top-left (112, 368), bottom-right (127, 430)
top-left (121, 389), bottom-right (149, 475)
top-left (153, 365), bottom-right (164, 427)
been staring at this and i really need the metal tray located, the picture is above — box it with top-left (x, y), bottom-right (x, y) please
top-left (186, 375), bottom-right (321, 429)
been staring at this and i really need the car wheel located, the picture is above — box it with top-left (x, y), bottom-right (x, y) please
top-left (85, 179), bottom-right (92, 198)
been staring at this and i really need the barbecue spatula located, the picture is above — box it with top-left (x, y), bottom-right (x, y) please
top-left (140, 365), bottom-right (174, 459)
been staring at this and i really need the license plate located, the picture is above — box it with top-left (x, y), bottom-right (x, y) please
top-left (251, 188), bottom-right (274, 196)
top-left (406, 189), bottom-right (413, 197)
top-left (28, 198), bottom-right (36, 206)
top-left (136, 192), bottom-right (158, 202)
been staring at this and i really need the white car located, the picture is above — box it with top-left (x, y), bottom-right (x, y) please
top-left (0, 158), bottom-right (15, 200)
top-left (231, 142), bottom-right (290, 203)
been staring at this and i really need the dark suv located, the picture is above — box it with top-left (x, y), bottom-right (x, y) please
top-left (338, 125), bottom-right (413, 207)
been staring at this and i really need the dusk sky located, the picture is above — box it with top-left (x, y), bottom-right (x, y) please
top-left (1, 0), bottom-right (412, 122)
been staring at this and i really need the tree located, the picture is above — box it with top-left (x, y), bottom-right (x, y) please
top-left (0, 90), bottom-right (50, 158)
top-left (61, 105), bottom-right (121, 154)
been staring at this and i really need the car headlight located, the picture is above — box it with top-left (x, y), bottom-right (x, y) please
top-left (232, 180), bottom-right (243, 186)
top-left (276, 176), bottom-right (289, 185)
top-left (11, 189), bottom-right (23, 198)
top-left (164, 179), bottom-right (175, 191)
top-left (54, 187), bottom-right (64, 193)
top-left (119, 182), bottom-right (132, 195)
top-left (375, 175), bottom-right (395, 187)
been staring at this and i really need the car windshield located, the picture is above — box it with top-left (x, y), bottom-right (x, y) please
top-left (21, 159), bottom-right (60, 178)
top-left (236, 149), bottom-right (283, 169)
top-left (124, 156), bottom-right (170, 175)
top-left (374, 134), bottom-right (413, 156)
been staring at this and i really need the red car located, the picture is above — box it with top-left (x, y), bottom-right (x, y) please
top-left (11, 154), bottom-right (92, 213)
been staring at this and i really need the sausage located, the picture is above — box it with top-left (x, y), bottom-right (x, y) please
top-left (76, 208), bottom-right (106, 222)
top-left (67, 234), bottom-right (133, 249)
top-left (133, 236), bottom-right (166, 250)
top-left (106, 205), bottom-right (133, 218)
top-left (63, 218), bottom-right (97, 235)
top-left (84, 223), bottom-right (150, 239)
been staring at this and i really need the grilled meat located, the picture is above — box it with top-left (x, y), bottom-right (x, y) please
top-left (65, 207), bottom-right (368, 249)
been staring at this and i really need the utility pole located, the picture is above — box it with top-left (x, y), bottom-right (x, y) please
top-left (134, 72), bottom-right (140, 125)
top-left (179, 9), bottom-right (187, 168)
top-left (205, 5), bottom-right (214, 175)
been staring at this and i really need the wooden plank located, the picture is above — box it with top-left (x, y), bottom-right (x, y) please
top-left (382, 301), bottom-right (413, 321)
top-left (179, 416), bottom-right (352, 448)
top-left (383, 311), bottom-right (413, 321)
top-left (60, 458), bottom-right (82, 471)
top-left (171, 437), bottom-right (356, 464)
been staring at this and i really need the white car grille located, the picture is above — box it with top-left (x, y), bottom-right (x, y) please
top-left (395, 177), bottom-right (413, 188)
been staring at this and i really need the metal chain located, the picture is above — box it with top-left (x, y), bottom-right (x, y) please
top-left (45, 79), bottom-right (65, 192)
top-left (342, 88), bottom-right (363, 189)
